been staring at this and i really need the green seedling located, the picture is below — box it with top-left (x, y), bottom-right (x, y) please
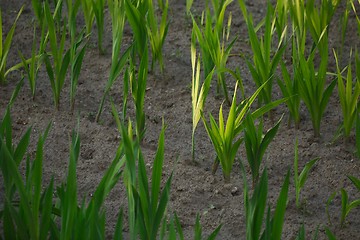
top-left (120, 118), bottom-right (172, 240)
top-left (43, 0), bottom-right (70, 110)
top-left (19, 25), bottom-right (42, 100)
top-left (340, 176), bottom-right (360, 227)
top-left (298, 45), bottom-right (336, 138)
top-left (241, 165), bottom-right (290, 240)
top-left (239, 0), bottom-right (287, 113)
top-left (293, 138), bottom-right (319, 208)
top-left (191, 30), bottom-right (214, 161)
top-left (0, 6), bottom-right (24, 84)
top-left (146, 0), bottom-right (169, 72)
top-left (66, 0), bottom-right (88, 112)
top-left (80, 0), bottom-right (95, 35)
top-left (125, 0), bottom-right (148, 59)
top-left (192, 0), bottom-right (235, 105)
top-left (96, 0), bottom-right (131, 122)
top-left (92, 0), bottom-right (106, 54)
top-left (202, 83), bottom-right (243, 182)
top-left (186, 0), bottom-right (193, 14)
top-left (278, 60), bottom-right (301, 129)
top-left (244, 114), bottom-right (282, 186)
top-left (130, 48), bottom-right (148, 141)
top-left (334, 49), bottom-right (360, 140)
top-left (357, 113), bottom-right (360, 159)
top-left (327, 175), bottom-right (360, 227)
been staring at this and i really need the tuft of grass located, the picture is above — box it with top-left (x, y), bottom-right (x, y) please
top-left (80, 0), bottom-right (95, 35)
top-left (92, 0), bottom-right (106, 54)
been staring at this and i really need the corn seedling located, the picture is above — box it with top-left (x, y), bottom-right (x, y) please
top-left (119, 118), bottom-right (173, 240)
top-left (278, 60), bottom-right (301, 129)
top-left (297, 44), bottom-right (336, 137)
top-left (0, 6), bottom-right (24, 85)
top-left (0, 103), bottom-right (53, 239)
top-left (192, 0), bottom-right (235, 105)
top-left (186, 0), bottom-right (193, 14)
top-left (357, 113), bottom-right (360, 158)
top-left (146, 0), bottom-right (169, 72)
top-left (244, 114), bottom-right (282, 186)
top-left (293, 138), bottom-right (319, 208)
top-left (241, 165), bottom-right (290, 240)
top-left (193, 214), bottom-right (222, 240)
top-left (96, 0), bottom-right (131, 122)
top-left (202, 83), bottom-right (243, 182)
top-left (125, 0), bottom-right (148, 59)
top-left (191, 30), bottom-right (214, 161)
top-left (66, 0), bottom-right (88, 112)
top-left (18, 25), bottom-right (42, 100)
top-left (327, 175), bottom-right (360, 227)
top-left (43, 1), bottom-right (70, 110)
top-left (334, 49), bottom-right (360, 140)
top-left (92, 0), bottom-right (106, 54)
top-left (351, 0), bottom-right (360, 36)
top-left (130, 49), bottom-right (149, 141)
top-left (274, 0), bottom-right (288, 41)
top-left (80, 0), bottom-right (95, 35)
top-left (238, 0), bottom-right (287, 112)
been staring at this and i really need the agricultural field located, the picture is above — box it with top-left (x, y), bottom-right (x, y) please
top-left (0, 0), bottom-right (360, 239)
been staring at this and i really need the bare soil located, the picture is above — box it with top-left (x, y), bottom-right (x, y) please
top-left (0, 0), bottom-right (360, 239)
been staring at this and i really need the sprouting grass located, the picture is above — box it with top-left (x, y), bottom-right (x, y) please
top-left (238, 0), bottom-right (287, 113)
top-left (191, 0), bottom-right (235, 105)
top-left (334, 49), bottom-right (360, 140)
top-left (339, 176), bottom-right (360, 227)
top-left (92, 0), bottom-right (106, 54)
top-left (293, 138), bottom-right (319, 208)
top-left (0, 6), bottom-right (24, 85)
top-left (43, 0), bottom-right (70, 110)
top-left (244, 114), bottom-right (282, 186)
top-left (96, 0), bottom-right (131, 122)
top-left (241, 165), bottom-right (290, 240)
top-left (191, 30), bottom-right (214, 161)
top-left (146, 0), bottom-right (169, 72)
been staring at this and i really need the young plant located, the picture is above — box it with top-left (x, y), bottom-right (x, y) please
top-left (327, 175), bottom-right (360, 228)
top-left (120, 118), bottom-right (172, 240)
top-left (66, 0), bottom-right (88, 112)
top-left (242, 165), bottom-right (290, 240)
top-left (238, 0), bottom-right (287, 112)
top-left (92, 0), bottom-right (106, 54)
top-left (0, 6), bottom-right (24, 84)
top-left (293, 138), bottom-right (319, 208)
top-left (298, 46), bottom-right (336, 138)
top-left (129, 49), bottom-right (149, 141)
top-left (192, 0), bottom-right (235, 105)
top-left (202, 84), bottom-right (243, 182)
top-left (80, 0), bottom-right (95, 35)
top-left (243, 114), bottom-right (282, 186)
top-left (334, 50), bottom-right (360, 140)
top-left (339, 176), bottom-right (360, 227)
top-left (191, 31), bottom-right (214, 161)
top-left (19, 25), bottom-right (42, 100)
top-left (43, 1), bottom-right (70, 110)
top-left (96, 0), bottom-right (131, 122)
top-left (146, 0), bottom-right (169, 72)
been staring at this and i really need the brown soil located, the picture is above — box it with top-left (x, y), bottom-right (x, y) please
top-left (1, 0), bottom-right (360, 239)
